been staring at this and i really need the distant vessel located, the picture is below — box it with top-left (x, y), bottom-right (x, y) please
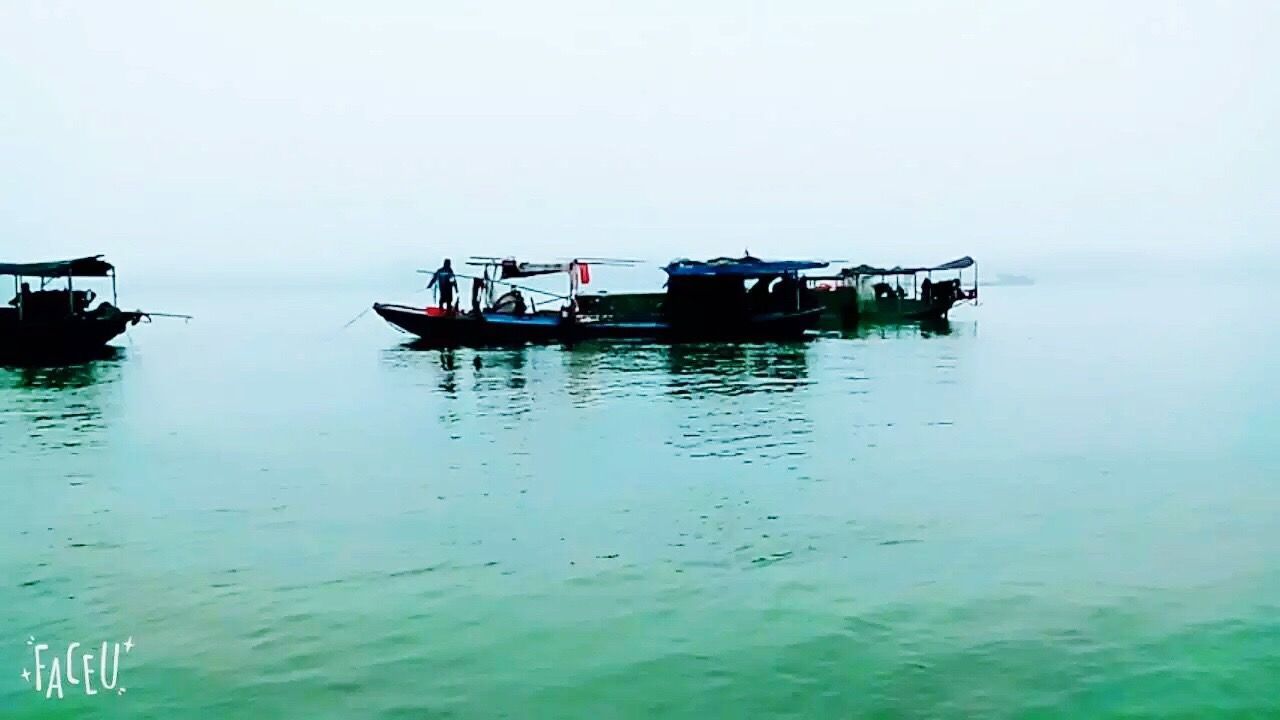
top-left (986, 273), bottom-right (1035, 287)
top-left (0, 256), bottom-right (146, 361)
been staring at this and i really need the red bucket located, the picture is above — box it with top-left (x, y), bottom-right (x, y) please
top-left (425, 306), bottom-right (448, 317)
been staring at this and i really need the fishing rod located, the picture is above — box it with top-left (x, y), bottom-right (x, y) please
top-left (139, 311), bottom-right (194, 321)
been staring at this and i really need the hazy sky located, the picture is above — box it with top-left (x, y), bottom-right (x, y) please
top-left (1, 1), bottom-right (1275, 279)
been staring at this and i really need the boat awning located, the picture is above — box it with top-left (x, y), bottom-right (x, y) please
top-left (0, 255), bottom-right (115, 278)
top-left (498, 260), bottom-right (572, 280)
top-left (467, 258), bottom-right (573, 280)
top-left (665, 256), bottom-right (829, 279)
top-left (843, 256), bottom-right (975, 277)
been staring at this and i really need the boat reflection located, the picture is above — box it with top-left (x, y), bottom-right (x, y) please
top-left (553, 340), bottom-right (813, 399)
top-left (0, 350), bottom-right (124, 457)
top-left (0, 347), bottom-right (126, 390)
top-left (663, 342), bottom-right (810, 397)
top-left (384, 338), bottom-right (816, 400)
top-left (838, 319), bottom-right (977, 340)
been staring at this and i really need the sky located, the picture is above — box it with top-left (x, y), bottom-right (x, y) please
top-left (1, 1), bottom-right (1275, 282)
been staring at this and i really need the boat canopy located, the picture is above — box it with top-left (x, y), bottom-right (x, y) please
top-left (467, 258), bottom-right (574, 280)
top-left (665, 256), bottom-right (829, 279)
top-left (498, 260), bottom-right (573, 280)
top-left (0, 255), bottom-right (115, 278)
top-left (842, 256), bottom-right (975, 277)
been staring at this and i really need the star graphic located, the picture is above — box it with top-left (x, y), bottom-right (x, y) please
top-left (21, 668), bottom-right (30, 683)
top-left (123, 637), bottom-right (134, 653)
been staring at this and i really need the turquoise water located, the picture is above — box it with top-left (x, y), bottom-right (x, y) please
top-left (2, 282), bottom-right (1278, 718)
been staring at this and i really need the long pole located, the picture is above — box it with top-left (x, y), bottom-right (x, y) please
top-left (67, 274), bottom-right (75, 315)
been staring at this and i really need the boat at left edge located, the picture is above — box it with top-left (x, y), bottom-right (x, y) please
top-left (0, 255), bottom-right (184, 362)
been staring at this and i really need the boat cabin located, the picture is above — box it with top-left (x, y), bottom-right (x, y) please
top-left (660, 256), bottom-right (829, 338)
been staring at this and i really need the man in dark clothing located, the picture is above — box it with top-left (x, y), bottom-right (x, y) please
top-left (8, 282), bottom-right (32, 309)
top-left (427, 259), bottom-right (458, 311)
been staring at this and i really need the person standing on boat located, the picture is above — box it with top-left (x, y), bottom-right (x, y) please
top-left (427, 259), bottom-right (458, 311)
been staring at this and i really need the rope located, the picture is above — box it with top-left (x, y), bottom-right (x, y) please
top-left (339, 306), bottom-right (373, 329)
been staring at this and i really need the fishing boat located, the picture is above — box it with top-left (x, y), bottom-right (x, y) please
top-left (374, 257), bottom-right (610, 346)
top-left (810, 256), bottom-right (978, 326)
top-left (374, 255), bottom-right (829, 345)
top-left (0, 256), bottom-right (148, 361)
top-left (634, 256), bottom-right (828, 341)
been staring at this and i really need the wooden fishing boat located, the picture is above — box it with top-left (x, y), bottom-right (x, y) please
top-left (0, 256), bottom-right (147, 361)
top-left (373, 304), bottom-right (568, 346)
top-left (810, 256), bottom-right (978, 327)
top-left (574, 256), bottom-right (828, 341)
top-left (374, 255), bottom-right (829, 346)
top-left (374, 257), bottom-right (613, 346)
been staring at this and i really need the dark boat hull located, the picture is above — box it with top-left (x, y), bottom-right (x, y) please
top-left (816, 288), bottom-right (960, 327)
top-left (0, 312), bottom-right (141, 362)
top-left (375, 304), bottom-right (823, 345)
top-left (374, 304), bottom-right (566, 346)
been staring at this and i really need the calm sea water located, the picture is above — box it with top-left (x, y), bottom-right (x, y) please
top-left (2, 281), bottom-right (1278, 718)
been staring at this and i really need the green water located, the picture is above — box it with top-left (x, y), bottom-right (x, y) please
top-left (2, 283), bottom-right (1278, 718)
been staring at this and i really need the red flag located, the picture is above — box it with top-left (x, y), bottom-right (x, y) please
top-left (578, 262), bottom-right (591, 285)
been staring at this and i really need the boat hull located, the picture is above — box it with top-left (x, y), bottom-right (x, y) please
top-left (375, 304), bottom-right (823, 345)
top-left (0, 311), bottom-right (141, 362)
top-left (816, 287), bottom-right (960, 327)
top-left (374, 304), bottom-right (566, 346)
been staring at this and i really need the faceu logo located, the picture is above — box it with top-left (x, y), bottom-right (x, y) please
top-left (21, 636), bottom-right (133, 700)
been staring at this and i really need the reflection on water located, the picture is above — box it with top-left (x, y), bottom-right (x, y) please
top-left (379, 341), bottom-right (820, 466)
top-left (664, 342), bottom-right (810, 396)
top-left (0, 352), bottom-right (124, 459)
top-left (837, 318), bottom-right (979, 340)
top-left (0, 347), bottom-right (127, 389)
top-left (383, 340), bottom-right (815, 400)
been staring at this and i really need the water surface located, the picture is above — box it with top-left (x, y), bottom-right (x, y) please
top-left (2, 282), bottom-right (1278, 717)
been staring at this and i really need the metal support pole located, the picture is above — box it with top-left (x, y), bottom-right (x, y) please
top-left (68, 274), bottom-right (75, 315)
top-left (111, 269), bottom-right (118, 305)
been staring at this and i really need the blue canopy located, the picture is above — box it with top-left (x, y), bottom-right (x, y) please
top-left (664, 256), bottom-right (828, 279)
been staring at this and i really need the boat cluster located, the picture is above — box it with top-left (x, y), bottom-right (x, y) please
top-left (374, 255), bottom-right (978, 346)
top-left (0, 253), bottom-right (977, 360)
